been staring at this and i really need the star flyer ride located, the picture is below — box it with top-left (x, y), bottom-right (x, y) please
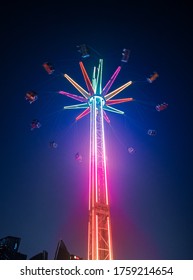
top-left (59, 56), bottom-right (134, 260)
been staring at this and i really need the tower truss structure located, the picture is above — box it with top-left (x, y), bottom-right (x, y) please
top-left (59, 59), bottom-right (133, 260)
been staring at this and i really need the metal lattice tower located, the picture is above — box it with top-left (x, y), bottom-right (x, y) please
top-left (59, 58), bottom-right (133, 259)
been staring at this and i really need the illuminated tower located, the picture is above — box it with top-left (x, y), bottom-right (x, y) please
top-left (59, 59), bottom-right (133, 260)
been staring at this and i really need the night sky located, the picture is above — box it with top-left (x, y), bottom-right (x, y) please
top-left (1, 1), bottom-right (193, 260)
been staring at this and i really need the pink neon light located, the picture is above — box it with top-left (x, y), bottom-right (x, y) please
top-left (90, 100), bottom-right (94, 209)
top-left (94, 98), bottom-right (98, 203)
top-left (96, 214), bottom-right (98, 260)
top-left (90, 98), bottom-right (96, 212)
top-left (106, 97), bottom-right (133, 105)
top-left (76, 107), bottom-right (90, 121)
top-left (88, 221), bottom-right (90, 259)
top-left (107, 217), bottom-right (113, 259)
top-left (89, 114), bottom-right (91, 211)
top-left (89, 98), bottom-right (100, 260)
top-left (101, 105), bottom-right (109, 205)
top-left (58, 91), bottom-right (87, 102)
top-left (103, 110), bottom-right (110, 123)
top-left (102, 66), bottom-right (121, 96)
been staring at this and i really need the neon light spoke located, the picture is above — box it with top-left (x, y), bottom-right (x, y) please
top-left (106, 97), bottom-right (133, 105)
top-left (64, 74), bottom-right (90, 99)
top-left (76, 107), bottom-right (90, 121)
top-left (79, 62), bottom-right (95, 95)
top-left (102, 66), bottom-right (121, 96)
top-left (104, 80), bottom-right (132, 101)
top-left (59, 91), bottom-right (87, 102)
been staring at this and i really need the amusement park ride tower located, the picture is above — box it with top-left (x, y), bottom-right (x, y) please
top-left (59, 53), bottom-right (133, 260)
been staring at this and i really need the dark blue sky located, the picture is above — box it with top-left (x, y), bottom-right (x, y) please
top-left (1, 1), bottom-right (193, 260)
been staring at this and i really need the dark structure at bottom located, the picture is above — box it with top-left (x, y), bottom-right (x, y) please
top-left (0, 236), bottom-right (82, 260)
